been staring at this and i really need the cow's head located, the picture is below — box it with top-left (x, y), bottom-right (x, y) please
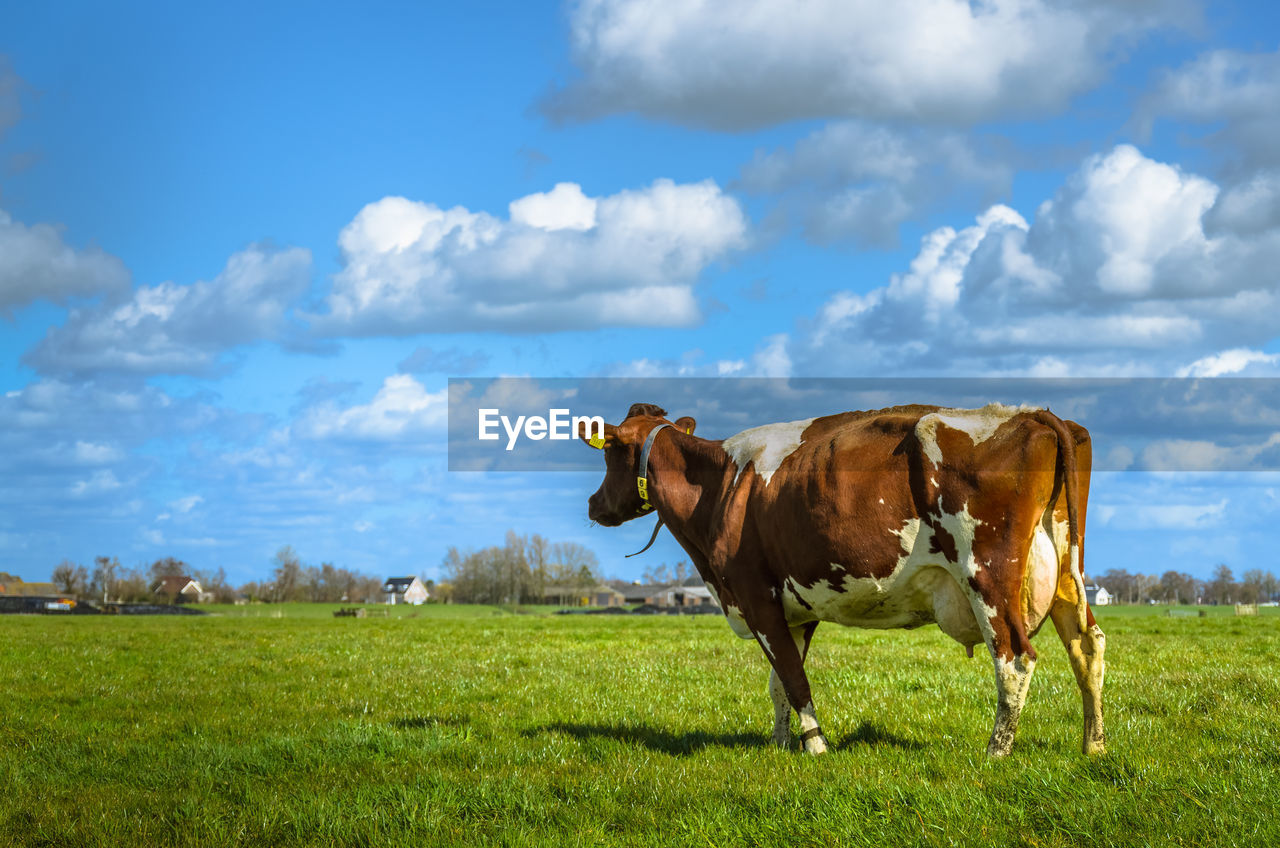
top-left (580, 403), bottom-right (696, 526)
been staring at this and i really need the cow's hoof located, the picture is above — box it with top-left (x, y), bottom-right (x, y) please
top-left (771, 732), bottom-right (792, 750)
top-left (803, 735), bottom-right (829, 755)
top-left (1083, 738), bottom-right (1106, 756)
top-left (986, 740), bottom-right (1013, 758)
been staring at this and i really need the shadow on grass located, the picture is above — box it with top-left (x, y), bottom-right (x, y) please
top-left (833, 721), bottom-right (924, 751)
top-left (390, 715), bottom-right (470, 730)
top-left (525, 722), bottom-right (767, 755)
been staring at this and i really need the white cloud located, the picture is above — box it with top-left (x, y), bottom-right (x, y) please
top-left (1140, 435), bottom-right (1280, 472)
top-left (314, 179), bottom-right (746, 334)
top-left (0, 209), bottom-right (131, 315)
top-left (739, 122), bottom-right (1012, 246)
top-left (296, 374), bottom-right (447, 441)
top-left (70, 470), bottom-right (122, 498)
top-left (1138, 47), bottom-right (1280, 170)
top-left (509, 182), bottom-right (598, 231)
top-left (73, 441), bottom-right (124, 465)
top-left (1094, 498), bottom-right (1228, 530)
top-left (788, 145), bottom-right (1280, 375)
top-left (1177, 348), bottom-right (1280, 378)
top-left (24, 244), bottom-right (311, 376)
top-left (170, 495), bottom-right (204, 514)
top-left (545, 0), bottom-right (1192, 129)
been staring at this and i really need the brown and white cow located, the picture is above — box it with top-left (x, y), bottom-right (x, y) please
top-left (581, 402), bottom-right (1106, 757)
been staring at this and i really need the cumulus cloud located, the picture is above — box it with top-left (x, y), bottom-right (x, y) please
top-left (738, 122), bottom-right (1013, 247)
top-left (1138, 47), bottom-right (1280, 170)
top-left (313, 179), bottom-right (746, 335)
top-left (24, 244), bottom-right (311, 376)
top-left (0, 209), bottom-right (131, 315)
top-left (543, 0), bottom-right (1192, 129)
top-left (1177, 348), bottom-right (1280, 378)
top-left (787, 145), bottom-right (1280, 375)
top-left (295, 374), bottom-right (447, 442)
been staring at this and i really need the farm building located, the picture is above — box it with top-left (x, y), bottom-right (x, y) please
top-left (1085, 585), bottom-right (1112, 606)
top-left (542, 584), bottom-right (626, 607)
top-left (151, 575), bottom-right (208, 603)
top-left (0, 577), bottom-right (60, 597)
top-left (382, 576), bottom-right (429, 605)
top-left (608, 579), bottom-right (721, 609)
top-left (652, 584), bottom-right (719, 608)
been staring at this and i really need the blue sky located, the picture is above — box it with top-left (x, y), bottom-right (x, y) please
top-left (4, 0), bottom-right (1280, 584)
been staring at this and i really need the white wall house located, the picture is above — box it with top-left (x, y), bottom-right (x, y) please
top-left (1085, 585), bottom-right (1112, 606)
top-left (382, 576), bottom-right (429, 605)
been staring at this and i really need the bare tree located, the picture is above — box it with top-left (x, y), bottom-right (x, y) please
top-left (1240, 569), bottom-right (1268, 604)
top-left (51, 560), bottom-right (89, 596)
top-left (1208, 564), bottom-right (1236, 605)
top-left (272, 546), bottom-right (303, 602)
top-left (91, 555), bottom-right (121, 602)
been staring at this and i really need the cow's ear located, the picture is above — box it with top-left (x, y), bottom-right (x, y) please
top-left (578, 419), bottom-right (617, 449)
top-left (675, 416), bottom-right (696, 435)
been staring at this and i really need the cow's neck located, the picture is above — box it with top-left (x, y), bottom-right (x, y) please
top-left (644, 433), bottom-right (735, 566)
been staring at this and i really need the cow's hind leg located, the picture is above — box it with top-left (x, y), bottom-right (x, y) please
top-left (768, 623), bottom-right (818, 749)
top-left (970, 593), bottom-right (1038, 758)
top-left (1050, 598), bottom-right (1106, 754)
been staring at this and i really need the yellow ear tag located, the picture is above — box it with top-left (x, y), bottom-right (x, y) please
top-left (588, 434), bottom-right (606, 449)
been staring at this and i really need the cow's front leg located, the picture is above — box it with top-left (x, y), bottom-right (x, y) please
top-left (766, 622), bottom-right (818, 749)
top-left (752, 617), bottom-right (826, 754)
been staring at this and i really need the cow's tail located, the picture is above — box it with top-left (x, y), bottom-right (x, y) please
top-left (1035, 410), bottom-right (1089, 632)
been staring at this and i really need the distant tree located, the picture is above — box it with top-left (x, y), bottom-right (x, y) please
top-left (442, 531), bottom-right (590, 604)
top-left (114, 565), bottom-right (152, 602)
top-left (1134, 573), bottom-right (1160, 604)
top-left (1263, 572), bottom-right (1280, 604)
top-left (148, 557), bottom-right (189, 583)
top-left (1159, 571), bottom-right (1197, 605)
top-left (51, 560), bottom-right (89, 596)
top-left (642, 563), bottom-right (674, 585)
top-left (271, 546), bottom-right (303, 602)
top-left (90, 555), bottom-right (121, 602)
top-left (1208, 564), bottom-right (1236, 605)
top-left (196, 567), bottom-right (236, 604)
top-left (1239, 569), bottom-right (1268, 604)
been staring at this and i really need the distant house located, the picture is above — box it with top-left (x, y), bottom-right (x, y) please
top-left (653, 584), bottom-right (720, 608)
top-left (383, 576), bottom-right (429, 605)
top-left (0, 578), bottom-right (60, 597)
top-left (1086, 585), bottom-right (1112, 606)
top-left (543, 584), bottom-right (626, 607)
top-left (152, 575), bottom-right (205, 603)
top-left (609, 579), bottom-right (721, 609)
top-left (609, 582), bottom-right (668, 606)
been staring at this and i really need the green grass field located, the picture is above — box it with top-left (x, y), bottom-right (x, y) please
top-left (3, 604), bottom-right (1278, 847)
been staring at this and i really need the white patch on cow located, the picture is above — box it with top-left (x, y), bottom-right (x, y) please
top-left (930, 476), bottom-right (939, 487)
top-left (723, 417), bottom-right (816, 486)
top-left (933, 499), bottom-right (985, 579)
top-left (915, 403), bottom-right (1039, 466)
top-left (778, 504), bottom-right (997, 654)
top-left (721, 601), bottom-right (754, 640)
top-left (757, 632), bottom-right (775, 661)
